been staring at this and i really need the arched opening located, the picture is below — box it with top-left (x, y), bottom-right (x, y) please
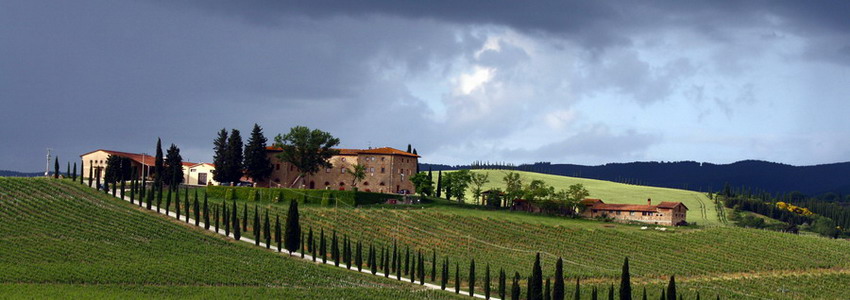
top-left (309, 181), bottom-right (315, 189)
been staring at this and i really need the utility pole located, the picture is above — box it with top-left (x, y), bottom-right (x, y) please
top-left (45, 148), bottom-right (52, 177)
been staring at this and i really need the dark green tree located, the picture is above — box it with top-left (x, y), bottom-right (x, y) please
top-left (154, 138), bottom-right (164, 188)
top-left (53, 156), bottom-right (59, 179)
top-left (642, 288), bottom-right (647, 300)
top-left (554, 257), bottom-right (565, 300)
top-left (404, 246), bottom-right (410, 276)
top-left (418, 250), bottom-right (425, 285)
top-left (285, 199), bottom-right (301, 253)
top-left (244, 123), bottom-right (273, 184)
top-left (272, 126), bottom-right (340, 188)
top-left (608, 284), bottom-right (614, 300)
top-left (165, 187), bottom-right (172, 214)
top-left (436, 170), bottom-right (443, 198)
top-left (469, 258), bottom-right (476, 296)
top-left (214, 206), bottom-right (219, 233)
top-left (162, 144), bottom-right (183, 187)
top-left (120, 177), bottom-right (125, 199)
top-left (242, 203), bottom-right (248, 232)
top-left (367, 244), bottom-right (375, 274)
top-left (184, 188), bottom-right (189, 223)
top-left (307, 227), bottom-right (314, 254)
top-left (620, 257), bottom-right (632, 300)
top-left (320, 228), bottom-right (326, 263)
top-left (173, 184), bottom-right (179, 218)
top-left (666, 276), bottom-right (676, 300)
top-left (275, 215), bottom-right (282, 252)
top-left (499, 268), bottom-right (507, 299)
top-left (355, 240), bottom-right (363, 271)
top-left (253, 206), bottom-right (260, 246)
top-left (455, 263), bottom-right (460, 294)
top-left (485, 263), bottom-right (491, 299)
top-left (546, 279), bottom-right (551, 300)
top-left (212, 129), bottom-right (229, 183)
top-left (331, 231), bottom-right (339, 266)
top-left (574, 279), bottom-right (581, 300)
top-left (224, 202), bottom-right (230, 236)
top-left (592, 287), bottom-right (598, 300)
top-left (72, 162), bottom-right (77, 181)
top-left (232, 201), bottom-right (241, 240)
top-left (66, 162), bottom-right (70, 178)
top-left (224, 129), bottom-right (244, 183)
top-left (263, 210), bottom-right (271, 249)
top-left (531, 253), bottom-right (543, 300)
top-left (511, 272), bottom-right (521, 300)
top-left (432, 249), bottom-right (437, 281)
top-left (441, 257), bottom-right (448, 290)
top-left (88, 163), bottom-right (93, 186)
top-left (202, 193), bottom-right (209, 229)
top-left (344, 236), bottom-right (351, 269)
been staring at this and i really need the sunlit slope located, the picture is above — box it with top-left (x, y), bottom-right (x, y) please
top-left (0, 178), bottom-right (459, 299)
top-left (445, 170), bottom-right (720, 226)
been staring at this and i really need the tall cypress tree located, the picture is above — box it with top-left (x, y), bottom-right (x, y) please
top-left (232, 201), bottom-right (241, 240)
top-left (391, 242), bottom-right (397, 274)
top-left (139, 174), bottom-right (146, 202)
top-left (485, 263), bottom-right (491, 299)
top-left (592, 287), bottom-right (598, 300)
top-left (203, 193), bottom-right (209, 229)
top-left (275, 215), bottom-right (282, 252)
top-left (545, 279), bottom-right (551, 300)
top-left (666, 276), bottom-right (676, 300)
top-left (404, 246), bottom-right (410, 276)
top-left (130, 177), bottom-right (135, 204)
top-left (608, 284), bottom-right (614, 300)
top-left (574, 279), bottom-right (581, 300)
top-left (214, 206), bottom-right (219, 233)
top-left (344, 236), bottom-right (351, 269)
top-left (469, 258), bottom-right (476, 296)
top-left (642, 288), bottom-right (647, 300)
top-left (120, 177), bottom-right (126, 199)
top-left (263, 211), bottom-right (271, 249)
top-left (53, 156), bottom-right (59, 179)
top-left (285, 199), bottom-right (301, 253)
top-left (620, 257), bottom-right (632, 300)
top-left (165, 187), bottom-right (172, 214)
top-left (243, 123), bottom-right (273, 184)
top-left (432, 249), bottom-right (437, 281)
top-left (155, 184), bottom-right (162, 212)
top-left (224, 202), bottom-right (230, 236)
top-left (409, 250), bottom-right (416, 283)
top-left (659, 290), bottom-right (665, 300)
top-left (184, 188), bottom-right (190, 223)
top-left (499, 268), bottom-right (507, 299)
top-left (441, 257), bottom-right (448, 290)
top-left (454, 263), bottom-right (460, 294)
top-left (369, 244), bottom-right (376, 275)
top-left (307, 227), bottom-right (314, 254)
top-left (436, 170), bottom-right (443, 197)
top-left (320, 228), bottom-right (326, 263)
top-left (383, 247), bottom-right (390, 277)
top-left (531, 253), bottom-right (542, 300)
top-left (242, 203), bottom-right (248, 232)
top-left (173, 185), bottom-right (179, 218)
top-left (331, 231), bottom-right (339, 266)
top-left (72, 162), bottom-right (78, 181)
top-left (253, 206), bottom-right (260, 245)
top-left (511, 272), bottom-right (521, 300)
top-left (226, 129), bottom-right (244, 184)
top-left (88, 163), bottom-right (94, 187)
top-left (163, 144), bottom-right (184, 187)
top-left (355, 240), bottom-right (363, 271)
top-left (212, 128), bottom-right (228, 184)
top-left (554, 257), bottom-right (565, 300)
top-left (154, 138), bottom-right (164, 189)
top-left (418, 250), bottom-right (425, 285)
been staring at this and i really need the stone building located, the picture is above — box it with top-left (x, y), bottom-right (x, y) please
top-left (580, 198), bottom-right (688, 226)
top-left (80, 149), bottom-right (216, 186)
top-left (263, 146), bottom-right (419, 193)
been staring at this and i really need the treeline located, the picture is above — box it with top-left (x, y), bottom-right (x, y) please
top-left (718, 187), bottom-right (847, 238)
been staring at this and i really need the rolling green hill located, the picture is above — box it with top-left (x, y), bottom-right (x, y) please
top-left (441, 170), bottom-right (722, 226)
top-left (0, 178), bottom-right (460, 299)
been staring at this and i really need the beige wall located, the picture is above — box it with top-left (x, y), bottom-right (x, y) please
top-left (264, 152), bottom-right (417, 193)
top-left (183, 164), bottom-right (218, 186)
top-left (582, 206), bottom-right (687, 226)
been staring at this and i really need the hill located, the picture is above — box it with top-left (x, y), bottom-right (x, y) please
top-left (444, 170), bottom-right (722, 226)
top-left (421, 160), bottom-right (850, 196)
top-left (201, 186), bottom-right (850, 299)
top-left (0, 170), bottom-right (42, 177)
top-left (0, 178), bottom-right (459, 299)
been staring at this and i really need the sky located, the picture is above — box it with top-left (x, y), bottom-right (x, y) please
top-left (2, 0), bottom-right (850, 172)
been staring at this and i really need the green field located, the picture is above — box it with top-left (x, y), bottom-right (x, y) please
top-left (441, 170), bottom-right (721, 226)
top-left (0, 178), bottom-right (461, 299)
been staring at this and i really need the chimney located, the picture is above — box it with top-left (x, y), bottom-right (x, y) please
top-left (647, 198), bottom-right (652, 206)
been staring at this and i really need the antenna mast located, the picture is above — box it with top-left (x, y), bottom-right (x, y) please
top-left (45, 148), bottom-right (53, 176)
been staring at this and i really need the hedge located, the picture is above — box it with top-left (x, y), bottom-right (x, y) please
top-left (205, 186), bottom-right (399, 207)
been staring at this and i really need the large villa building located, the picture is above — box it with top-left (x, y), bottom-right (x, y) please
top-left (79, 149), bottom-right (219, 186)
top-left (263, 146), bottom-right (419, 193)
top-left (580, 198), bottom-right (688, 226)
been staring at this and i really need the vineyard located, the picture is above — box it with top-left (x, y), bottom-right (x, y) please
top-left (440, 170), bottom-right (722, 226)
top-left (0, 177), bottom-right (462, 299)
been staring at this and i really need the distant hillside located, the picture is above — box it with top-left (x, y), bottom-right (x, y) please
top-left (420, 160), bottom-right (850, 196)
top-left (0, 170), bottom-right (42, 177)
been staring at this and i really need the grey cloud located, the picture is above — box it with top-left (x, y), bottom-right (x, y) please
top-left (505, 125), bottom-right (661, 162)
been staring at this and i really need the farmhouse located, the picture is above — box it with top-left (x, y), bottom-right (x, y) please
top-left (80, 149), bottom-right (219, 186)
top-left (581, 198), bottom-right (688, 226)
top-left (263, 146), bottom-right (419, 193)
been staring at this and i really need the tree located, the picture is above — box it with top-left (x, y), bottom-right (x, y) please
top-left (469, 258), bottom-right (476, 296)
top-left (273, 126), bottom-right (340, 188)
top-left (66, 162), bottom-right (70, 178)
top-left (253, 207), bottom-right (261, 246)
top-left (574, 279), bottom-right (581, 300)
top-left (608, 284), bottom-right (614, 300)
top-left (441, 257), bottom-right (448, 290)
top-left (355, 240), bottom-right (363, 271)
top-left (154, 138), bottom-right (164, 188)
top-left (203, 193), bottom-right (209, 229)
top-left (53, 156), bottom-right (59, 178)
top-left (531, 253), bottom-right (543, 300)
top-left (264, 210), bottom-right (271, 249)
top-left (620, 257), bottom-right (632, 300)
top-left (554, 257), bottom-right (564, 300)
top-left (504, 171), bottom-right (523, 206)
top-left (285, 199), bottom-right (301, 253)
top-left (499, 268), bottom-right (507, 299)
top-left (72, 162), bottom-right (77, 181)
top-left (666, 276), bottom-right (676, 300)
top-left (436, 171), bottom-right (443, 198)
top-left (163, 144), bottom-right (184, 188)
top-left (485, 263), bottom-right (491, 299)
top-left (212, 129), bottom-right (228, 183)
top-left (232, 201), bottom-right (241, 240)
top-left (470, 172), bottom-right (490, 205)
top-left (244, 124), bottom-right (273, 184)
top-left (546, 279), bottom-right (551, 300)
top-left (331, 231), bottom-right (339, 266)
top-left (511, 272), bottom-right (521, 300)
top-left (431, 249), bottom-right (437, 281)
top-left (349, 164), bottom-right (366, 191)
top-left (454, 263), bottom-right (460, 294)
top-left (242, 203), bottom-right (248, 231)
top-left (105, 155), bottom-right (132, 185)
top-left (442, 169), bottom-right (472, 202)
top-left (407, 144), bottom-right (412, 153)
top-left (320, 228), bottom-right (327, 263)
top-left (410, 172), bottom-right (434, 196)
top-left (226, 129), bottom-right (245, 184)
top-left (88, 163), bottom-right (93, 186)
top-left (275, 215), bottom-right (282, 252)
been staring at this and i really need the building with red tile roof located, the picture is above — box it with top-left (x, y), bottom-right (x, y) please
top-left (80, 149), bottom-right (215, 185)
top-left (581, 198), bottom-right (688, 226)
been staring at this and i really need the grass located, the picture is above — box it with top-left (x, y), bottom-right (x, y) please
top-left (442, 170), bottom-right (722, 226)
top-left (0, 177), bottom-right (462, 299)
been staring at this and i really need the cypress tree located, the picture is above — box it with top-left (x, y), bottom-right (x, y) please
top-left (666, 276), bottom-right (676, 300)
top-left (383, 247), bottom-right (390, 277)
top-left (184, 188), bottom-right (190, 223)
top-left (242, 203), bottom-right (248, 232)
top-left (72, 162), bottom-right (77, 181)
top-left (146, 185), bottom-right (153, 210)
top-left (608, 284), bottom-right (614, 300)
top-left (574, 279), bottom-right (580, 300)
top-left (172, 186), bottom-right (178, 216)
top-left (139, 175), bottom-right (146, 202)
top-left (367, 244), bottom-right (374, 274)
top-left (95, 171), bottom-right (101, 192)
top-left (554, 257), bottom-right (565, 300)
top-left (432, 249), bottom-right (437, 281)
top-left (88, 164), bottom-right (93, 187)
top-left (528, 275), bottom-right (533, 300)
top-left (212, 129), bottom-right (228, 184)
top-left (410, 252), bottom-right (416, 283)
top-left (112, 181), bottom-right (117, 197)
top-left (253, 206), bottom-right (260, 245)
top-left (620, 257), bottom-right (631, 300)
top-left (592, 287), bottom-right (597, 300)
top-left (455, 263), bottom-right (460, 294)
top-left (66, 162), bottom-right (70, 179)
top-left (284, 199), bottom-right (301, 253)
top-left (320, 228), bottom-right (326, 263)
top-left (485, 264), bottom-right (491, 299)
top-left (531, 253), bottom-right (542, 300)
top-left (441, 257), bottom-right (448, 290)
top-left (696, 292), bottom-right (700, 300)
top-left (243, 123), bottom-right (273, 184)
top-left (130, 178), bottom-right (135, 204)
top-left (499, 268), bottom-right (507, 299)
top-left (344, 236), bottom-right (351, 269)
top-left (404, 246), bottom-right (410, 276)
top-left (165, 187), bottom-right (172, 214)
top-left (469, 258), bottom-right (476, 296)
top-left (511, 272), bottom-right (521, 300)
top-left (659, 290), bottom-right (665, 300)
top-left (53, 157), bottom-right (59, 179)
top-left (331, 231), bottom-right (339, 266)
top-left (120, 178), bottom-right (125, 199)
top-left (301, 233), bottom-right (305, 258)
top-left (203, 193), bottom-right (210, 230)
top-left (156, 184), bottom-right (162, 212)
top-left (264, 210), bottom-right (271, 249)
top-left (436, 170), bottom-right (442, 197)
top-left (356, 240), bottom-right (363, 271)
top-left (275, 215), bottom-right (282, 251)
top-left (396, 248), bottom-right (401, 280)
top-left (194, 190), bottom-right (200, 226)
top-left (224, 203), bottom-right (230, 236)
top-left (232, 201), bottom-right (241, 240)
top-left (418, 250), bottom-right (425, 285)
top-left (214, 206), bottom-right (219, 233)
top-left (642, 288), bottom-right (647, 300)
top-left (154, 138), bottom-right (164, 188)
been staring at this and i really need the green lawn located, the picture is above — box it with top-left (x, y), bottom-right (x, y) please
top-left (0, 177), bottom-right (461, 299)
top-left (440, 170), bottom-right (722, 226)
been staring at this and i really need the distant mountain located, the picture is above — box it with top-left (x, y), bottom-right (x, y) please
top-left (419, 160), bottom-right (850, 196)
top-left (0, 170), bottom-right (44, 177)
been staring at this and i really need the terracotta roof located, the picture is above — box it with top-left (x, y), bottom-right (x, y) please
top-left (581, 198), bottom-right (603, 205)
top-left (265, 146), bottom-right (419, 157)
top-left (592, 203), bottom-right (658, 212)
top-left (657, 202), bottom-right (688, 210)
top-left (81, 149), bottom-right (158, 166)
top-left (187, 163), bottom-right (215, 168)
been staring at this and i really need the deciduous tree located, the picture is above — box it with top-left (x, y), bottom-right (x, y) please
top-left (272, 126), bottom-right (340, 188)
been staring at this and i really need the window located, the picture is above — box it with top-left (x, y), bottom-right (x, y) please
top-left (276, 164), bottom-right (280, 170)
top-left (363, 182), bottom-right (369, 186)
top-left (629, 211), bottom-right (635, 216)
top-left (324, 181), bottom-right (330, 186)
top-left (341, 157), bottom-right (346, 162)
top-left (326, 168), bottom-right (331, 173)
top-left (341, 168), bottom-right (346, 173)
top-left (381, 167), bottom-right (385, 173)
top-left (370, 167), bottom-right (375, 173)
top-left (379, 182), bottom-right (385, 186)
top-left (381, 157), bottom-right (385, 161)
top-left (190, 168), bottom-right (197, 172)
